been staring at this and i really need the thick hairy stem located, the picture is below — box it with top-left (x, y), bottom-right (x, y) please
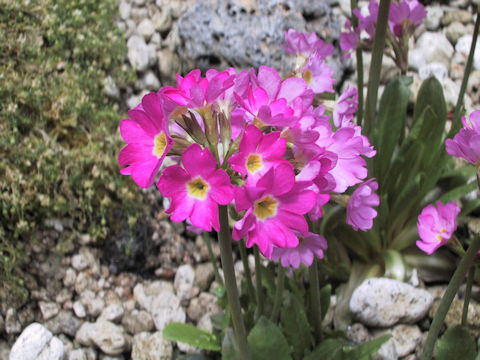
top-left (254, 246), bottom-right (264, 317)
top-left (308, 261), bottom-right (323, 343)
top-left (239, 239), bottom-right (256, 305)
top-left (270, 265), bottom-right (285, 322)
top-left (462, 266), bottom-right (475, 326)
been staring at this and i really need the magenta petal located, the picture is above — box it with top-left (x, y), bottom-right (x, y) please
top-left (182, 144), bottom-right (217, 177)
top-left (168, 192), bottom-right (195, 223)
top-left (277, 77), bottom-right (308, 103)
top-left (129, 159), bottom-right (161, 188)
top-left (120, 119), bottom-right (152, 144)
top-left (208, 169), bottom-right (234, 205)
top-left (157, 165), bottom-right (190, 196)
top-left (256, 66), bottom-right (281, 100)
top-left (191, 199), bottom-right (219, 232)
top-left (128, 109), bottom-right (161, 137)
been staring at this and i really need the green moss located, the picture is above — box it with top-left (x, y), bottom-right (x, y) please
top-left (0, 0), bottom-right (141, 285)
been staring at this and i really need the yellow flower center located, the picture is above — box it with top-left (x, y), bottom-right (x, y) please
top-left (436, 228), bottom-right (447, 242)
top-left (254, 195), bottom-right (278, 220)
top-left (303, 70), bottom-right (313, 84)
top-left (246, 154), bottom-right (263, 174)
top-left (253, 117), bottom-right (267, 129)
top-left (153, 132), bottom-right (167, 158)
top-left (187, 177), bottom-right (209, 200)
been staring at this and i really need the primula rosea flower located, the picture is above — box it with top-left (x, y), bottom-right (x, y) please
top-left (228, 124), bottom-right (287, 184)
top-left (157, 144), bottom-right (234, 232)
top-left (416, 201), bottom-right (460, 255)
top-left (333, 86), bottom-right (359, 128)
top-left (446, 110), bottom-right (480, 166)
top-left (271, 232), bottom-right (327, 268)
top-left (389, 0), bottom-right (427, 37)
top-left (340, 19), bottom-right (360, 56)
top-left (346, 179), bottom-right (379, 231)
top-left (282, 29), bottom-right (334, 61)
top-left (119, 92), bottom-right (174, 188)
top-left (233, 163), bottom-right (316, 258)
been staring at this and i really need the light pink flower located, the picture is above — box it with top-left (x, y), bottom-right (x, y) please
top-left (333, 87), bottom-right (358, 128)
top-left (119, 92), bottom-right (174, 188)
top-left (346, 179), bottom-right (379, 231)
top-left (228, 124), bottom-right (287, 184)
top-left (389, 0), bottom-right (427, 37)
top-left (446, 110), bottom-right (480, 166)
top-left (302, 58), bottom-right (335, 94)
top-left (271, 232), bottom-right (327, 268)
top-left (340, 19), bottom-right (360, 56)
top-left (354, 0), bottom-right (379, 38)
top-left (157, 144), bottom-right (234, 232)
top-left (282, 29), bottom-right (334, 60)
top-left (416, 201), bottom-right (460, 255)
top-left (232, 163), bottom-right (316, 257)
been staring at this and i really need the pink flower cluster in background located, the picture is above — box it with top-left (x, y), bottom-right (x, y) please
top-left (118, 29), bottom-right (380, 268)
top-left (446, 110), bottom-right (480, 166)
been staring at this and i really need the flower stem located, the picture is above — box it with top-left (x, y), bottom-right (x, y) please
top-left (217, 205), bottom-right (250, 360)
top-left (308, 260), bottom-right (323, 343)
top-left (254, 246), bottom-right (264, 317)
top-left (239, 239), bottom-right (256, 305)
top-left (203, 232), bottom-right (224, 286)
top-left (270, 265), bottom-right (285, 322)
top-left (462, 266), bottom-right (475, 326)
top-left (350, 0), bottom-right (364, 126)
top-left (421, 235), bottom-right (480, 360)
top-left (449, 6), bottom-right (480, 137)
top-left (364, 0), bottom-right (392, 137)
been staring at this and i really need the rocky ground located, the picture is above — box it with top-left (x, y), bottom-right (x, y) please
top-left (3, 0), bottom-right (480, 359)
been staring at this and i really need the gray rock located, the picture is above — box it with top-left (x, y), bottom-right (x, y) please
top-left (126, 90), bottom-right (149, 110)
top-left (103, 76), bottom-right (120, 98)
top-left (38, 301), bottom-right (59, 321)
top-left (372, 324), bottom-right (423, 358)
top-left (64, 268), bottom-right (77, 287)
top-left (138, 19), bottom-right (155, 41)
top-left (10, 323), bottom-right (52, 360)
top-left (75, 323), bottom-right (95, 347)
top-left (446, 22), bottom-right (467, 46)
top-left (127, 36), bottom-right (150, 72)
top-left (119, 0), bottom-right (131, 20)
top-left (424, 5), bottom-right (443, 31)
top-left (133, 281), bottom-right (174, 313)
top-left (5, 308), bottom-right (21, 334)
top-left (174, 264), bottom-right (195, 300)
top-left (36, 336), bottom-right (64, 360)
top-left (73, 301), bottom-right (87, 318)
top-left (76, 321), bottom-right (128, 356)
top-left (44, 310), bottom-right (82, 337)
top-left (72, 247), bottom-right (98, 272)
top-left (187, 292), bottom-right (221, 322)
top-left (152, 9), bottom-right (172, 33)
top-left (75, 272), bottom-right (94, 294)
top-left (122, 310), bottom-right (154, 335)
top-left (456, 35), bottom-right (480, 70)
top-left (441, 9), bottom-right (473, 26)
top-left (81, 291), bottom-right (104, 318)
top-left (99, 304), bottom-right (124, 323)
top-left (131, 332), bottom-right (173, 360)
top-left (197, 313), bottom-right (214, 333)
top-left (177, 0), bottom-right (343, 76)
top-left (409, 32), bottom-right (454, 70)
top-left (373, 336), bottom-right (398, 360)
top-left (350, 278), bottom-right (433, 327)
top-left (0, 341), bottom-right (10, 360)
top-left (150, 32), bottom-right (162, 49)
top-left (151, 291), bottom-right (186, 331)
top-left (418, 62), bottom-right (448, 82)
top-left (346, 323), bottom-right (369, 344)
top-left (157, 49), bottom-right (181, 82)
top-left (142, 71), bottom-right (160, 91)
top-left (194, 263), bottom-right (215, 291)
top-left (69, 349), bottom-right (88, 360)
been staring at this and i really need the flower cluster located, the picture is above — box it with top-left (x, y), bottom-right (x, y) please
top-left (118, 30), bottom-right (379, 268)
top-left (341, 0), bottom-right (427, 70)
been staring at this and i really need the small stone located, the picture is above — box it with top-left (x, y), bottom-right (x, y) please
top-left (372, 324), bottom-right (423, 357)
top-left (69, 349), bottom-right (88, 360)
top-left (119, 0), bottom-right (131, 20)
top-left (56, 288), bottom-right (72, 304)
top-left (373, 336), bottom-right (398, 360)
top-left (127, 35), bottom-right (150, 72)
top-left (346, 323), bottom-right (369, 344)
top-left (151, 291), bottom-right (186, 332)
top-left (446, 22), bottom-right (467, 46)
top-left (122, 310), bottom-right (154, 335)
top-left (75, 323), bottom-right (95, 347)
top-left (194, 263), bottom-right (215, 291)
top-left (36, 336), bottom-right (64, 360)
top-left (157, 49), bottom-right (181, 81)
top-left (456, 35), bottom-right (480, 70)
top-left (103, 76), bottom-right (120, 98)
top-left (131, 332), bottom-right (173, 360)
top-left (187, 292), bottom-right (221, 322)
top-left (126, 90), bottom-right (149, 110)
top-left (5, 308), bottom-right (21, 334)
top-left (441, 9), bottom-right (473, 26)
top-left (91, 321), bottom-right (128, 356)
top-left (133, 281), bottom-right (174, 313)
top-left (197, 313), bottom-right (213, 332)
top-left (350, 278), bottom-right (433, 327)
top-left (424, 5), bottom-right (443, 31)
top-left (44, 310), bottom-right (82, 337)
top-left (142, 71), bottom-right (160, 91)
top-left (150, 32), bottom-right (162, 49)
top-left (418, 62), bottom-right (448, 82)
top-left (137, 19), bottom-right (155, 41)
top-left (73, 301), bottom-right (87, 318)
top-left (64, 268), bottom-right (77, 287)
top-left (152, 9), bottom-right (172, 33)
top-left (75, 272), bottom-right (94, 294)
top-left (0, 341), bottom-right (10, 360)
top-left (72, 247), bottom-right (98, 272)
top-left (99, 304), bottom-right (124, 323)
top-left (10, 323), bottom-right (52, 360)
top-left (0, 314), bottom-right (4, 334)
top-left (409, 32), bottom-right (454, 70)
top-left (39, 301), bottom-right (59, 321)
top-left (430, 298), bottom-right (480, 329)
top-left (174, 264), bottom-right (195, 300)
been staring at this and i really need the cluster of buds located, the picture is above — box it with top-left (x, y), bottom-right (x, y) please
top-left (118, 30), bottom-right (379, 269)
top-left (341, 0), bottom-right (427, 71)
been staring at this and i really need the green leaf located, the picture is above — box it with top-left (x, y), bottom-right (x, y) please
top-left (374, 76), bottom-right (410, 187)
top-left (413, 76), bottom-right (447, 128)
top-left (382, 249), bottom-right (407, 281)
top-left (343, 334), bottom-right (391, 360)
top-left (303, 338), bottom-right (346, 360)
top-left (461, 199), bottom-right (480, 216)
top-left (320, 284), bottom-right (332, 321)
top-left (221, 328), bottom-right (239, 360)
top-left (248, 316), bottom-right (292, 360)
top-left (280, 294), bottom-right (313, 360)
top-left (438, 182), bottom-right (478, 203)
top-left (436, 325), bottom-right (476, 360)
top-left (162, 322), bottom-right (221, 351)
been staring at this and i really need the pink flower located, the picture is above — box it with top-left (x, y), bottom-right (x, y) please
top-left (354, 0), bottom-right (379, 39)
top-left (157, 144), bottom-right (234, 232)
top-left (271, 232), bottom-right (327, 268)
top-left (389, 0), bottom-right (427, 37)
top-left (340, 19), bottom-right (360, 56)
top-left (119, 92), bottom-right (174, 188)
top-left (346, 179), bottom-right (379, 231)
top-left (416, 201), bottom-right (460, 255)
top-left (333, 87), bottom-right (358, 128)
top-left (446, 110), bottom-right (480, 166)
top-left (228, 124), bottom-right (287, 184)
top-left (302, 58), bottom-right (335, 94)
top-left (282, 29), bottom-right (334, 60)
top-left (232, 163), bottom-right (316, 257)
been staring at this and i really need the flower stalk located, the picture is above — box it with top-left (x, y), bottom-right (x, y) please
top-left (421, 235), bottom-right (480, 360)
top-left (217, 205), bottom-right (250, 360)
top-left (270, 265), bottom-right (285, 322)
top-left (254, 246), bottom-right (264, 317)
top-left (350, 0), bottom-right (364, 125)
top-left (308, 260), bottom-right (323, 343)
top-left (239, 239), bottom-right (256, 305)
top-left (203, 232), bottom-right (224, 286)
top-left (462, 266), bottom-right (475, 326)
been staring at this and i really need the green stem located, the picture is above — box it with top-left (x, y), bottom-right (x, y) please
top-left (217, 205), bottom-right (250, 360)
top-left (254, 246), bottom-right (264, 317)
top-left (270, 265), bottom-right (285, 322)
top-left (364, 0), bottom-right (392, 137)
top-left (421, 236), bottom-right (480, 360)
top-left (308, 261), bottom-right (323, 343)
top-left (449, 6), bottom-right (480, 137)
top-left (350, 0), bottom-right (364, 126)
top-left (203, 232), bottom-right (224, 286)
top-left (462, 266), bottom-right (475, 326)
top-left (239, 239), bottom-right (256, 305)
